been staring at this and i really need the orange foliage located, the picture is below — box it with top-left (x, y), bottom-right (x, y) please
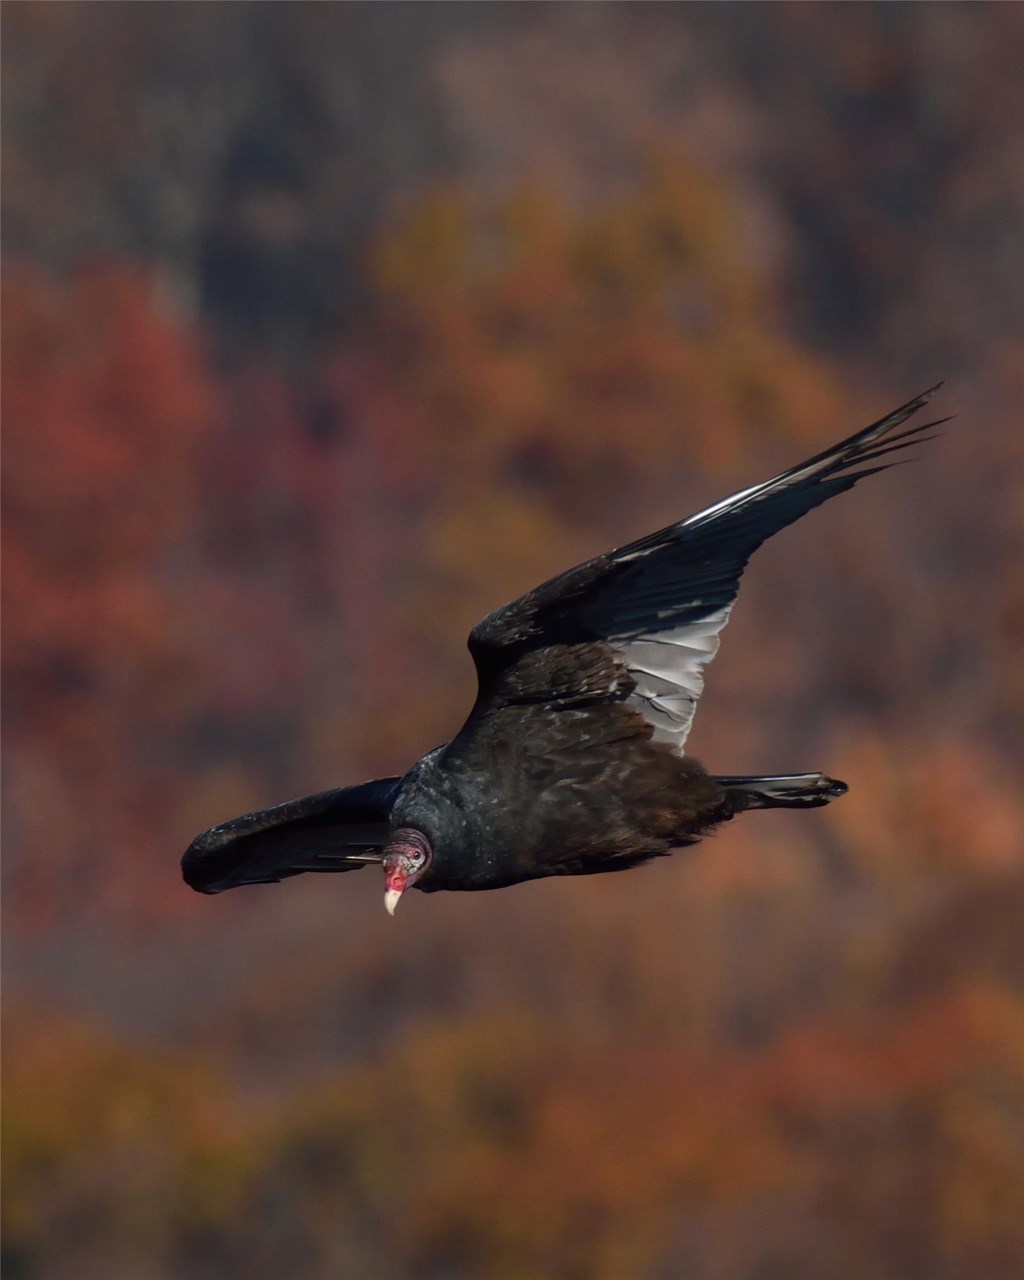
top-left (367, 169), bottom-right (844, 731)
top-left (6, 987), bottom-right (1023, 1279)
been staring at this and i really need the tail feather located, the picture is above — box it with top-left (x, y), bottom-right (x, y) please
top-left (714, 772), bottom-right (848, 812)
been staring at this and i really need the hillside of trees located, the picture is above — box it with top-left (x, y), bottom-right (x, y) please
top-left (3, 5), bottom-right (1022, 1278)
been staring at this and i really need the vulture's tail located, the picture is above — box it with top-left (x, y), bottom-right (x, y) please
top-left (714, 772), bottom-right (848, 813)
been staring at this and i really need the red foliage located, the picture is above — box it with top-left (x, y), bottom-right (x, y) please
top-left (3, 264), bottom-right (214, 926)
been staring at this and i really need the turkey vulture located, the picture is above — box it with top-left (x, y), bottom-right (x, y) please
top-left (183, 387), bottom-right (947, 912)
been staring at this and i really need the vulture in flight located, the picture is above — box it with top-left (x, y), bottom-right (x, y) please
top-left (183, 387), bottom-right (946, 914)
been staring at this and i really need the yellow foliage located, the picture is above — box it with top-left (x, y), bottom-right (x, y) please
top-left (2, 999), bottom-right (258, 1264)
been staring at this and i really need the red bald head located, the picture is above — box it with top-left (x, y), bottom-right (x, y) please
top-left (382, 828), bottom-right (432, 915)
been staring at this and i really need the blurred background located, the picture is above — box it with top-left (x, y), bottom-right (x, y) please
top-left (3, 3), bottom-right (1023, 1278)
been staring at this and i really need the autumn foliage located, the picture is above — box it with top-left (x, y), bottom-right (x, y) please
top-left (3, 6), bottom-right (1023, 1278)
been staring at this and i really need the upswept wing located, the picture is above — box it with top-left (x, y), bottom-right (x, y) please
top-left (466, 387), bottom-right (946, 753)
top-left (182, 776), bottom-right (401, 894)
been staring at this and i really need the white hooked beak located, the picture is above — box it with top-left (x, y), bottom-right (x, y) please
top-left (384, 886), bottom-right (403, 917)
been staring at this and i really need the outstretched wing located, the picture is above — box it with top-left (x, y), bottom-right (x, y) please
top-left (465, 387), bottom-right (946, 754)
top-left (182, 776), bottom-right (402, 894)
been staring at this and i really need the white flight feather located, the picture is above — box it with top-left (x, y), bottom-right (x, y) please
top-left (616, 605), bottom-right (734, 753)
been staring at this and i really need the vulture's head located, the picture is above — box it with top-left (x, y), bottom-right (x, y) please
top-left (382, 828), bottom-right (433, 915)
